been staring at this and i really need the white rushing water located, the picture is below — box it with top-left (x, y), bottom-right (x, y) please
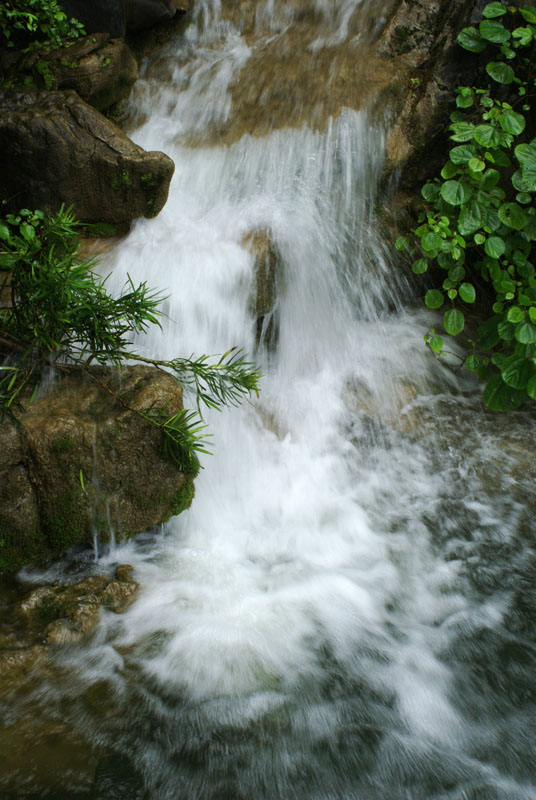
top-left (5, 1), bottom-right (536, 798)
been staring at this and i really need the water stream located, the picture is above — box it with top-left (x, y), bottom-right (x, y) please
top-left (2, 1), bottom-right (536, 797)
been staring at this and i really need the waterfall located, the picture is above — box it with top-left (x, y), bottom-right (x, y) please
top-left (2, 2), bottom-right (536, 798)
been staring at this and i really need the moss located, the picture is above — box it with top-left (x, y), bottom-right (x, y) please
top-left (33, 58), bottom-right (57, 90)
top-left (43, 486), bottom-right (88, 553)
top-left (140, 172), bottom-right (157, 216)
top-left (111, 169), bottom-right (133, 195)
top-left (169, 479), bottom-right (196, 517)
top-left (50, 436), bottom-right (75, 454)
top-left (86, 222), bottom-right (118, 238)
top-left (101, 56), bottom-right (111, 68)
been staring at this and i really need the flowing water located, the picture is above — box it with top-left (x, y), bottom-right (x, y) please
top-left (2, 1), bottom-right (536, 798)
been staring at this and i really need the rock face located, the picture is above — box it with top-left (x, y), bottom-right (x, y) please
top-left (0, 367), bottom-right (198, 573)
top-left (59, 0), bottom-right (190, 37)
top-left (0, 90), bottom-right (174, 223)
top-left (25, 33), bottom-right (138, 111)
top-left (377, 0), bottom-right (484, 191)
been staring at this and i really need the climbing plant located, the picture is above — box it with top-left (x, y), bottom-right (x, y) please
top-left (0, 207), bottom-right (260, 468)
top-left (0, 0), bottom-right (85, 54)
top-left (396, 2), bottom-right (536, 411)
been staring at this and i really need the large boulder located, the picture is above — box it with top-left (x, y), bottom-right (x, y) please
top-left (0, 90), bottom-right (174, 223)
top-left (23, 34), bottom-right (138, 111)
top-left (0, 366), bottom-right (198, 573)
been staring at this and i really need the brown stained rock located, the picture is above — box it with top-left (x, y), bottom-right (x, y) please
top-left (35, 34), bottom-right (139, 111)
top-left (0, 367), bottom-right (197, 572)
top-left (0, 645), bottom-right (47, 678)
top-left (0, 90), bottom-right (174, 224)
top-left (242, 230), bottom-right (280, 349)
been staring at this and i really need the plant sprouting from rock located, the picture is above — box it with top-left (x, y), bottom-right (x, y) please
top-left (0, 207), bottom-right (261, 467)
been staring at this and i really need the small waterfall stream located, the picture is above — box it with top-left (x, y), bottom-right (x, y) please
top-left (2, 1), bottom-right (536, 797)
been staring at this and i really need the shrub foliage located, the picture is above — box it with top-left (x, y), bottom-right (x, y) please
top-left (397, 2), bottom-right (536, 411)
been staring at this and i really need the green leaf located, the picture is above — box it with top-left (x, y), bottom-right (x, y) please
top-left (421, 231), bottom-right (441, 252)
top-left (479, 19), bottom-right (511, 43)
top-left (483, 374), bottom-right (525, 410)
top-left (507, 306), bottom-right (525, 323)
top-left (441, 161), bottom-right (459, 179)
top-left (500, 355), bottom-right (535, 389)
top-left (450, 145), bottom-right (477, 164)
top-left (480, 168), bottom-right (501, 190)
top-left (440, 180), bottom-right (472, 206)
top-left (421, 183), bottom-right (440, 202)
top-left (515, 142), bottom-right (536, 190)
top-left (474, 124), bottom-right (502, 147)
top-left (0, 223), bottom-right (9, 240)
top-left (516, 192), bottom-right (532, 204)
top-left (450, 121), bottom-right (476, 142)
top-left (468, 158), bottom-right (486, 172)
top-left (457, 94), bottom-right (474, 109)
top-left (486, 61), bottom-right (515, 84)
top-left (482, 2), bottom-right (508, 18)
top-left (512, 25), bottom-right (534, 46)
top-left (515, 321), bottom-right (536, 343)
top-left (498, 202), bottom-right (529, 230)
top-left (443, 308), bottom-right (465, 335)
top-left (498, 320), bottom-right (516, 340)
top-left (500, 110), bottom-right (526, 135)
top-left (459, 282), bottom-right (476, 303)
top-left (484, 235), bottom-right (505, 258)
top-left (412, 258), bottom-right (428, 274)
top-left (458, 26), bottom-right (487, 52)
top-left (429, 336), bottom-right (443, 352)
top-left (395, 236), bottom-right (409, 250)
top-left (520, 6), bottom-right (536, 24)
top-left (425, 289), bottom-right (444, 309)
top-left (478, 315), bottom-right (502, 349)
top-left (526, 374), bottom-right (536, 399)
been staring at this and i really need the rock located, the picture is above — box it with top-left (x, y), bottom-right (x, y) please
top-left (59, 0), bottom-right (190, 37)
top-left (24, 34), bottom-right (138, 111)
top-left (0, 367), bottom-right (197, 572)
top-left (378, 0), bottom-right (484, 191)
top-left (0, 645), bottom-right (46, 678)
top-left (0, 90), bottom-right (174, 224)
top-left (242, 230), bottom-right (280, 350)
top-left (59, 0), bottom-right (127, 38)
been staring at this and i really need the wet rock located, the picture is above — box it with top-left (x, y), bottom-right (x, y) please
top-left (19, 567), bottom-right (139, 645)
top-left (0, 90), bottom-right (174, 224)
top-left (125, 0), bottom-right (189, 32)
top-left (378, 0), bottom-right (484, 190)
top-left (242, 230), bottom-right (280, 349)
top-left (23, 34), bottom-right (138, 111)
top-left (0, 367), bottom-right (197, 572)
top-left (0, 645), bottom-right (46, 678)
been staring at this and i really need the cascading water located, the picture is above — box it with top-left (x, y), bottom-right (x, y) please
top-left (2, 1), bottom-right (536, 798)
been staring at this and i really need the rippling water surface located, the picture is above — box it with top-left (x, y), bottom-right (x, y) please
top-left (1, 1), bottom-right (536, 798)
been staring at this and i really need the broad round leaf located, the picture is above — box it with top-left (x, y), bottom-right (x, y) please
top-left (429, 336), bottom-right (443, 352)
top-left (483, 374), bottom-right (525, 410)
top-left (507, 306), bottom-right (525, 323)
top-left (479, 20), bottom-right (511, 43)
top-left (515, 321), bottom-right (536, 343)
top-left (520, 6), bottom-right (536, 24)
top-left (498, 202), bottom-right (529, 230)
top-left (527, 374), bottom-right (536, 399)
top-left (458, 26), bottom-right (487, 52)
top-left (450, 145), bottom-right (477, 164)
top-left (395, 236), bottom-right (409, 250)
top-left (474, 124), bottom-right (501, 147)
top-left (425, 289), bottom-right (444, 309)
top-left (450, 121), bottom-right (476, 142)
top-left (483, 2), bottom-right (507, 17)
top-left (443, 308), bottom-right (465, 335)
top-left (412, 258), bottom-right (428, 274)
top-left (486, 61), bottom-right (515, 84)
top-left (468, 158), bottom-right (485, 172)
top-left (440, 180), bottom-right (472, 206)
top-left (459, 282), bottom-right (476, 303)
top-left (500, 110), bottom-right (525, 135)
top-left (514, 143), bottom-right (536, 190)
top-left (500, 355), bottom-right (535, 389)
top-left (421, 183), bottom-right (440, 202)
top-left (484, 235), bottom-right (505, 258)
top-left (478, 315), bottom-right (502, 349)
